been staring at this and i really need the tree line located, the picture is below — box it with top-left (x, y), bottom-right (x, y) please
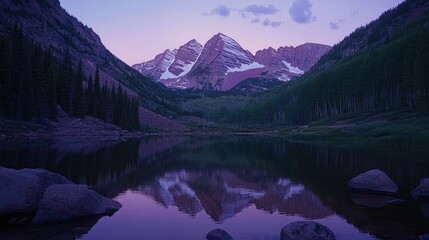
top-left (0, 25), bottom-right (140, 130)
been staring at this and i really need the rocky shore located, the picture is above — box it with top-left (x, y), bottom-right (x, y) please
top-left (0, 167), bottom-right (121, 225)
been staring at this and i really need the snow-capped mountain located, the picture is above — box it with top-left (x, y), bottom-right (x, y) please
top-left (132, 39), bottom-right (203, 82)
top-left (133, 33), bottom-right (331, 91)
top-left (133, 49), bottom-right (177, 80)
top-left (177, 33), bottom-right (266, 91)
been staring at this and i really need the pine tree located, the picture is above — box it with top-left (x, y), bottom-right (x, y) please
top-left (86, 74), bottom-right (94, 116)
top-left (58, 49), bottom-right (72, 114)
top-left (72, 62), bottom-right (85, 118)
top-left (134, 98), bottom-right (140, 129)
top-left (44, 48), bottom-right (57, 119)
top-left (20, 52), bottom-right (34, 121)
top-left (109, 84), bottom-right (117, 124)
top-left (414, 41), bottom-right (429, 111)
top-left (0, 37), bottom-right (13, 118)
top-left (32, 44), bottom-right (46, 122)
top-left (114, 84), bottom-right (123, 125)
top-left (94, 67), bottom-right (102, 118)
top-left (12, 25), bottom-right (26, 120)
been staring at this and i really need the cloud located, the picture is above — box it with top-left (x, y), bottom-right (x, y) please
top-left (262, 19), bottom-right (283, 28)
top-left (270, 21), bottom-right (283, 28)
top-left (251, 18), bottom-right (261, 23)
top-left (263, 19), bottom-right (271, 26)
top-left (242, 4), bottom-right (280, 17)
top-left (289, 0), bottom-right (315, 24)
top-left (329, 22), bottom-right (340, 30)
top-left (203, 5), bottom-right (231, 17)
top-left (329, 19), bottom-right (345, 30)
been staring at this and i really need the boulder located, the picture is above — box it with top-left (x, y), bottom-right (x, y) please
top-left (421, 234), bottom-right (429, 240)
top-left (32, 184), bottom-right (122, 224)
top-left (206, 229), bottom-right (234, 240)
top-left (348, 169), bottom-right (398, 194)
top-left (280, 221), bottom-right (336, 240)
top-left (411, 178), bottom-right (429, 201)
top-left (0, 167), bottom-right (72, 217)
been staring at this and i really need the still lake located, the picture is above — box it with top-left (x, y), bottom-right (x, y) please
top-left (0, 136), bottom-right (428, 240)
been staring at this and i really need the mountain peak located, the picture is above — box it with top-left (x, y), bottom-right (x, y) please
top-left (215, 32), bottom-right (227, 37)
top-left (187, 39), bottom-right (200, 45)
top-left (211, 33), bottom-right (237, 44)
top-left (164, 49), bottom-right (175, 55)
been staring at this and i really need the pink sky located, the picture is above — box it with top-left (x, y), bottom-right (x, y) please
top-left (60, 0), bottom-right (404, 65)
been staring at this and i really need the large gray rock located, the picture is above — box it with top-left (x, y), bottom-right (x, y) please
top-left (412, 178), bottom-right (429, 201)
top-left (0, 167), bottom-right (72, 217)
top-left (348, 169), bottom-right (398, 194)
top-left (206, 229), bottom-right (233, 240)
top-left (32, 184), bottom-right (122, 224)
top-left (281, 221), bottom-right (336, 240)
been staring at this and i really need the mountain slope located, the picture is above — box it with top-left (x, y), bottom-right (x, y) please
top-left (0, 0), bottom-right (178, 117)
top-left (313, 0), bottom-right (429, 71)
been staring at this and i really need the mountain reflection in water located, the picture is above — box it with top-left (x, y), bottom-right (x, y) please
top-left (139, 170), bottom-right (333, 222)
top-left (0, 136), bottom-right (429, 240)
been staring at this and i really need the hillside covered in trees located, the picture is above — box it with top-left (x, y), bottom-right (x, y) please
top-left (180, 0), bottom-right (429, 136)
top-left (0, 26), bottom-right (139, 130)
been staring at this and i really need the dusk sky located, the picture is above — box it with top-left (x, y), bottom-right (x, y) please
top-left (60, 0), bottom-right (404, 66)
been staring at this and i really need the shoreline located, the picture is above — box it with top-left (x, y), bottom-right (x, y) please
top-left (1, 116), bottom-right (429, 146)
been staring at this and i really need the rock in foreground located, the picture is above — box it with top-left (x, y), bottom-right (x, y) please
top-left (281, 221), bottom-right (336, 240)
top-left (32, 184), bottom-right (122, 224)
top-left (0, 167), bottom-right (121, 225)
top-left (0, 167), bottom-right (72, 220)
top-left (348, 169), bottom-right (398, 194)
top-left (206, 229), bottom-right (234, 240)
top-left (411, 178), bottom-right (429, 201)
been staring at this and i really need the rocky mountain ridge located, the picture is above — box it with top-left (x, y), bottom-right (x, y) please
top-left (133, 33), bottom-right (331, 91)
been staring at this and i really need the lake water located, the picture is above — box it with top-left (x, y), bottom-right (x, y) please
top-left (0, 136), bottom-right (429, 240)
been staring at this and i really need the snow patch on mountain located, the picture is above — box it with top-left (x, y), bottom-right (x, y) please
top-left (283, 61), bottom-right (304, 75)
top-left (160, 58), bottom-right (176, 79)
top-left (227, 62), bottom-right (265, 74)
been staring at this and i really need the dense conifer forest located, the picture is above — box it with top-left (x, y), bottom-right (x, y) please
top-left (0, 26), bottom-right (140, 130)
